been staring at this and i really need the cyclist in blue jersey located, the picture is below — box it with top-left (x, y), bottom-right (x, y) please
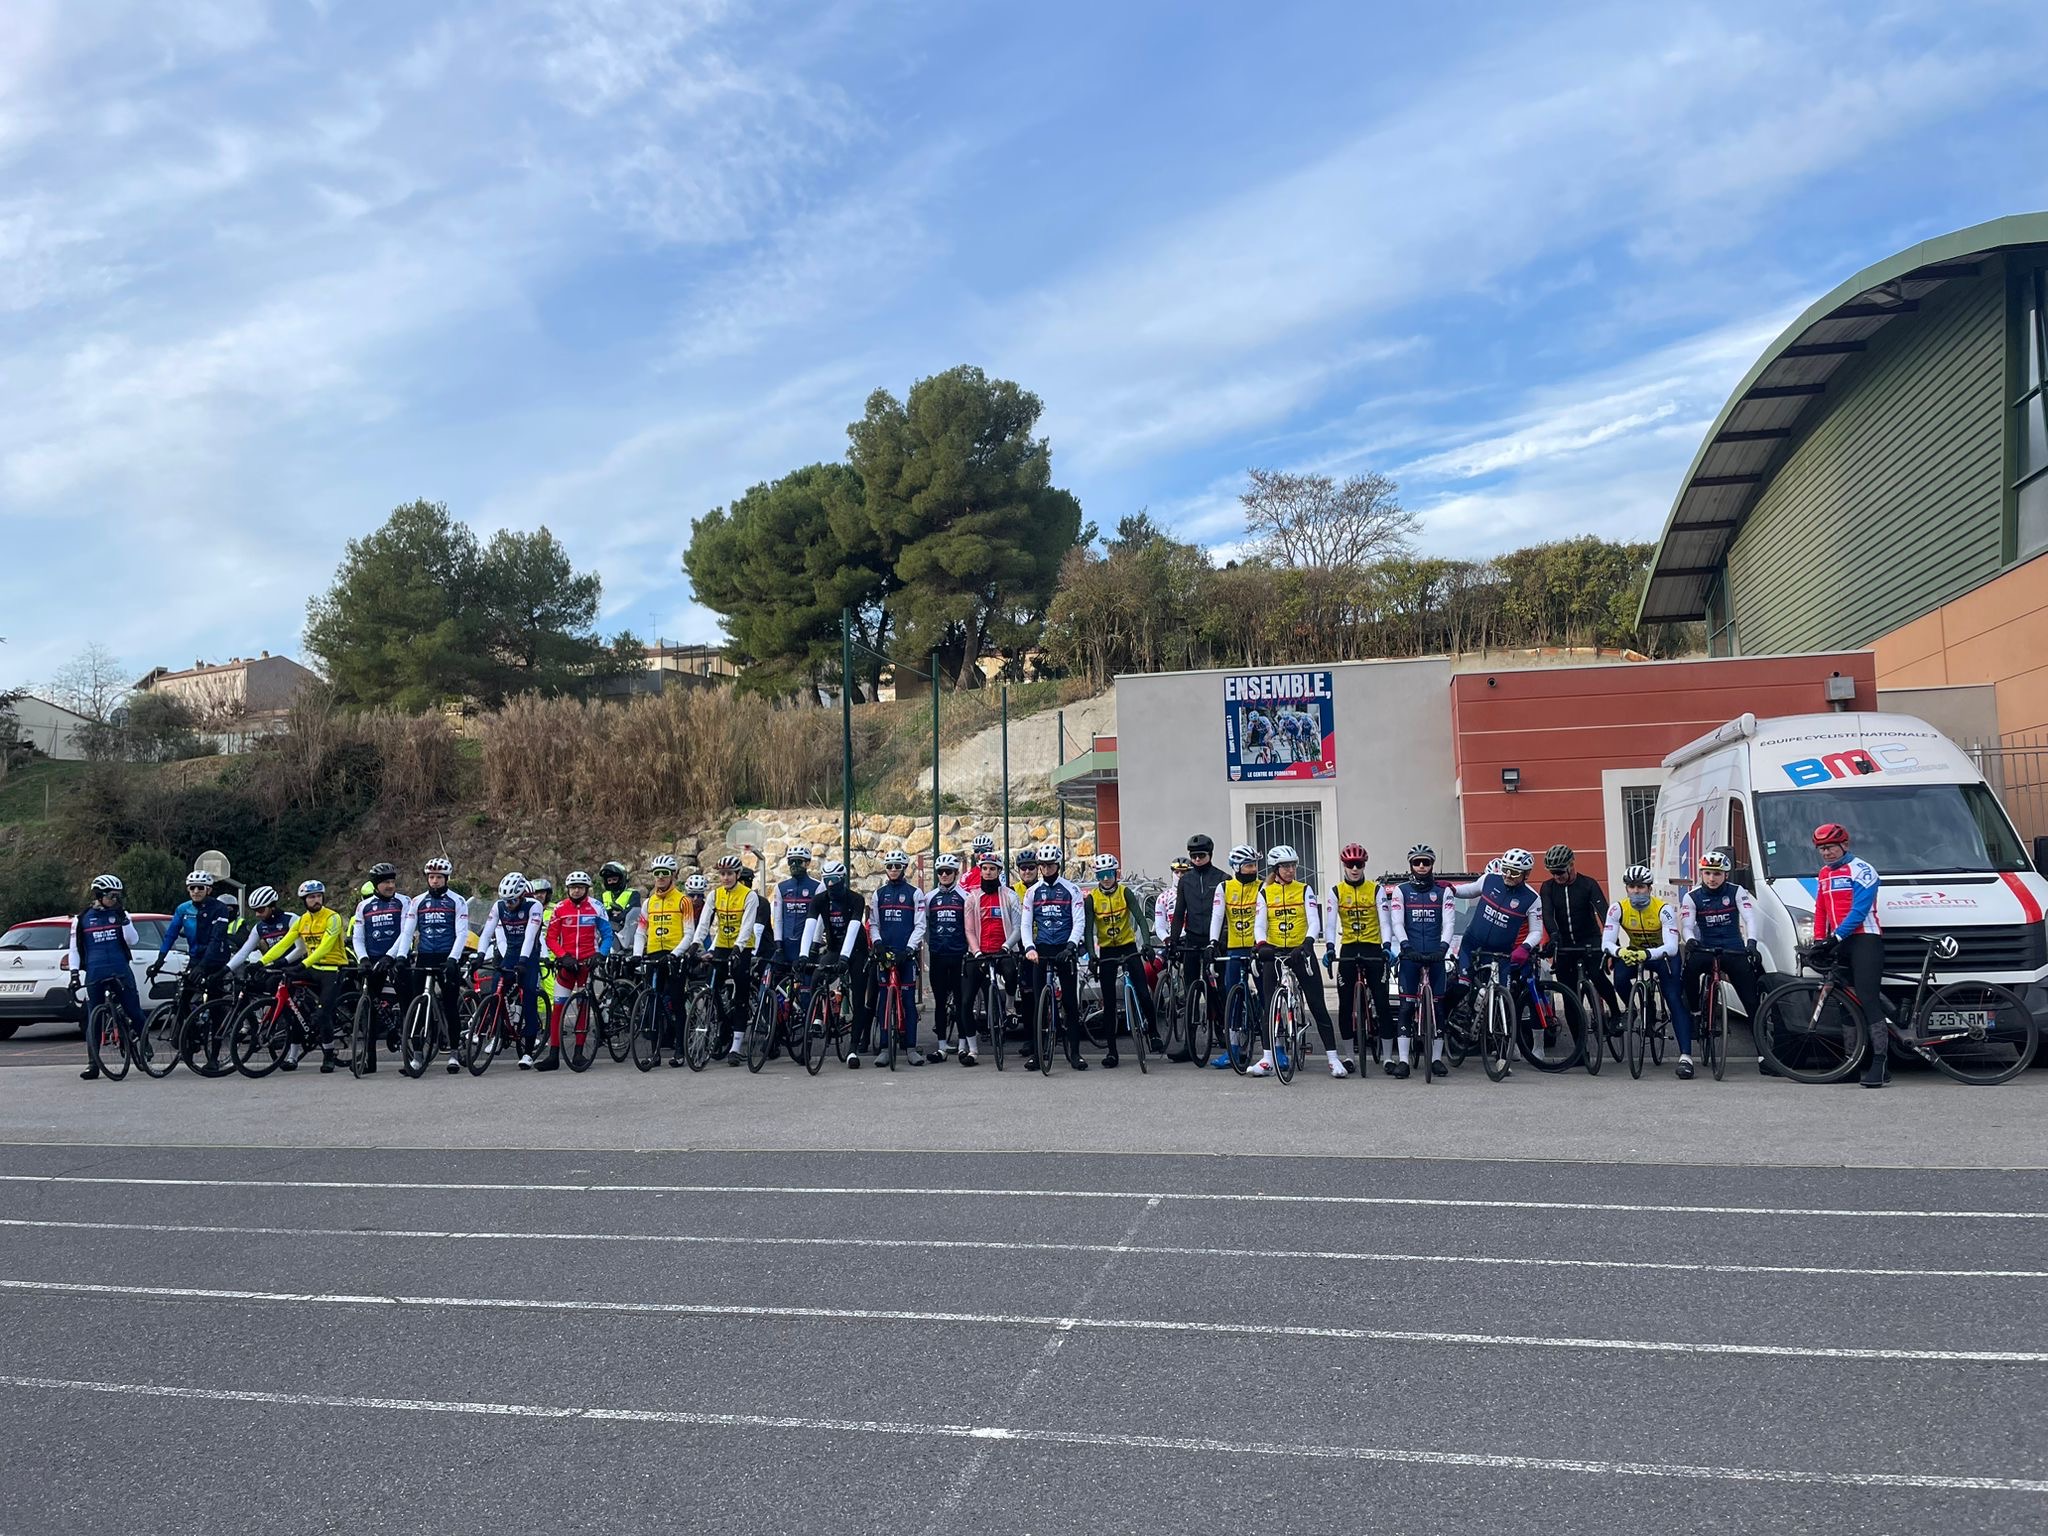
top-left (1387, 844), bottom-right (1458, 1078)
top-left (478, 873), bottom-right (545, 1068)
top-left (765, 845), bottom-right (821, 1058)
top-left (151, 869), bottom-right (235, 1045)
top-left (348, 861), bottom-right (413, 1072)
top-left (802, 860), bottom-right (871, 1066)
top-left (1021, 842), bottom-right (1087, 1070)
top-left (1451, 847), bottom-right (1544, 981)
top-left (406, 858), bottom-right (471, 1074)
top-left (1679, 850), bottom-right (1765, 1051)
top-left (68, 874), bottom-right (143, 1081)
top-left (867, 849), bottom-right (928, 1063)
top-left (923, 853), bottom-right (974, 1061)
top-left (227, 886), bottom-right (294, 976)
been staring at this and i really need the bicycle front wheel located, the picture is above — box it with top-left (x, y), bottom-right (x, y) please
top-left (229, 999), bottom-right (287, 1078)
top-left (1270, 990), bottom-right (1297, 1085)
top-left (94, 1004), bottom-right (131, 1082)
top-left (1416, 990), bottom-right (1438, 1084)
top-left (1185, 977), bottom-right (1212, 1065)
top-left (1625, 990), bottom-right (1647, 1079)
top-left (1127, 981), bottom-right (1149, 1075)
top-left (1578, 981), bottom-right (1604, 1077)
top-left (1920, 981), bottom-right (2038, 1085)
top-left (629, 989), bottom-right (662, 1073)
top-left (744, 987), bottom-right (776, 1073)
top-left (605, 982), bottom-right (638, 1063)
top-left (683, 992), bottom-right (718, 1071)
top-left (349, 994), bottom-right (375, 1078)
top-left (983, 977), bottom-right (1007, 1071)
top-left (188, 997), bottom-right (237, 1078)
top-left (563, 992), bottom-right (599, 1072)
top-left (465, 995), bottom-right (506, 1077)
top-left (1514, 981), bottom-right (1580, 1073)
top-left (1699, 974), bottom-right (1726, 1082)
top-left (1481, 986), bottom-right (1514, 1082)
top-left (801, 988), bottom-right (833, 1077)
top-left (1754, 981), bottom-right (1863, 1084)
top-left (400, 991), bottom-right (437, 1078)
top-left (1033, 986), bottom-right (1054, 1075)
top-left (135, 1001), bottom-right (180, 1079)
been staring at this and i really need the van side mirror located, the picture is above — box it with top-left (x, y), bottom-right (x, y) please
top-left (1733, 864), bottom-right (1757, 895)
top-left (2034, 836), bottom-right (2048, 875)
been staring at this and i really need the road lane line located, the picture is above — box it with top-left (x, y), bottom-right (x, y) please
top-left (4, 1216), bottom-right (2043, 1281)
top-left (5, 1278), bottom-right (2044, 1363)
top-left (2, 1173), bottom-right (2040, 1221)
top-left (0, 1373), bottom-right (2040, 1493)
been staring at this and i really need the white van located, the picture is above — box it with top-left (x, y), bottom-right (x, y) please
top-left (1653, 712), bottom-right (2047, 1010)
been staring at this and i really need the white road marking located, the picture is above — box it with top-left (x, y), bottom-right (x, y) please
top-left (3, 1278), bottom-right (2042, 1363)
top-left (3, 1216), bottom-right (2042, 1282)
top-left (0, 1373), bottom-right (2039, 1493)
top-left (1, 1171), bottom-right (2040, 1221)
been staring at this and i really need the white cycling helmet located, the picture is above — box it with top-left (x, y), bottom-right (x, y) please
top-left (1624, 863), bottom-right (1655, 886)
top-left (298, 879), bottom-right (326, 898)
top-left (565, 870), bottom-right (592, 887)
top-left (1500, 848), bottom-right (1535, 874)
top-left (882, 848), bottom-right (909, 868)
top-left (819, 860), bottom-right (846, 883)
top-left (184, 870), bottom-right (215, 889)
top-left (424, 857), bottom-right (452, 877)
top-left (786, 844), bottom-right (812, 864)
top-left (716, 854), bottom-right (744, 874)
top-left (1092, 853), bottom-right (1119, 875)
top-left (91, 873), bottom-right (124, 896)
top-left (1228, 843), bottom-right (1259, 868)
top-left (248, 885), bottom-right (281, 910)
top-left (498, 873), bottom-right (529, 901)
top-left (934, 853), bottom-right (961, 872)
top-left (1266, 844), bottom-right (1298, 866)
top-left (971, 833), bottom-right (995, 856)
top-left (684, 873), bottom-right (709, 896)
top-left (649, 854), bottom-right (679, 874)
top-left (1035, 843), bottom-right (1063, 868)
top-left (1697, 850), bottom-right (1732, 873)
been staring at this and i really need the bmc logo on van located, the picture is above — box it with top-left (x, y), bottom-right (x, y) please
top-left (1781, 743), bottom-right (1921, 787)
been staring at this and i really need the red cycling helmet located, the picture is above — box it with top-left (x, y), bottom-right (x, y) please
top-left (1812, 823), bottom-right (1849, 847)
top-left (1339, 843), bottom-right (1368, 864)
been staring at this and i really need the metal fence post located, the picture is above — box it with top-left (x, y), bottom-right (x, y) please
top-left (1001, 686), bottom-right (1010, 871)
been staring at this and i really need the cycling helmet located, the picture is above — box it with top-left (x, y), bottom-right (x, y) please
top-left (882, 849), bottom-right (909, 869)
top-left (359, 881), bottom-right (374, 898)
top-left (685, 873), bottom-right (709, 896)
top-left (1500, 848), bottom-right (1536, 874)
top-left (1407, 844), bottom-right (1436, 864)
top-left (298, 879), bottom-right (326, 898)
top-left (1339, 843), bottom-right (1367, 865)
top-left (530, 876), bottom-right (554, 896)
top-left (1169, 856), bottom-right (1191, 873)
top-left (819, 861), bottom-right (846, 884)
top-left (368, 862), bottom-right (398, 882)
top-left (1186, 833), bottom-right (1215, 856)
top-left (716, 855), bottom-right (744, 874)
top-left (934, 853), bottom-right (961, 873)
top-left (786, 844), bottom-right (812, 865)
top-left (217, 893), bottom-right (238, 909)
top-left (1543, 844), bottom-right (1574, 872)
top-left (1036, 842), bottom-right (1063, 866)
top-left (565, 870), bottom-right (592, 887)
top-left (91, 874), bottom-right (124, 895)
top-left (1267, 844), bottom-right (1298, 866)
top-left (600, 860), bottom-right (628, 879)
top-left (497, 873), bottom-right (529, 901)
top-left (981, 853), bottom-right (1005, 870)
top-left (1092, 853), bottom-right (1118, 875)
top-left (1228, 843), bottom-right (1259, 868)
top-left (649, 854), bottom-right (679, 874)
top-left (424, 857), bottom-right (452, 877)
top-left (1015, 846), bottom-right (1040, 863)
top-left (248, 885), bottom-right (280, 909)
top-left (1812, 823), bottom-right (1849, 847)
top-left (1622, 864), bottom-right (1654, 887)
top-left (184, 870), bottom-right (216, 889)
top-left (1697, 850), bottom-right (1732, 873)
top-left (971, 833), bottom-right (995, 856)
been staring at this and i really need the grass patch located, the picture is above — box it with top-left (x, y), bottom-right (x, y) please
top-left (0, 760), bottom-right (90, 826)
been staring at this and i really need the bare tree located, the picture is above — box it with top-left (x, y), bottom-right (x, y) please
top-left (1240, 468), bottom-right (1417, 571)
top-left (47, 643), bottom-right (130, 723)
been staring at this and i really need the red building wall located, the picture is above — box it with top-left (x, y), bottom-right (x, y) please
top-left (1451, 653), bottom-right (1877, 886)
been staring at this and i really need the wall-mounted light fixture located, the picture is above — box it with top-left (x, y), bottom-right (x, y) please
top-left (1501, 767), bottom-right (1522, 793)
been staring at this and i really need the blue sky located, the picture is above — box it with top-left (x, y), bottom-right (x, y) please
top-left (5, 0), bottom-right (2047, 688)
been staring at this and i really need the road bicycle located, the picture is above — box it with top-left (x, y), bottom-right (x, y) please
top-left (1087, 955), bottom-right (1152, 1074)
top-left (458, 962), bottom-right (534, 1076)
top-left (1755, 935), bottom-right (2038, 1085)
top-left (798, 961), bottom-right (846, 1075)
top-left (228, 968), bottom-right (358, 1077)
top-left (872, 948), bottom-right (915, 1070)
top-left (627, 952), bottom-right (688, 1072)
top-left (1684, 944), bottom-right (1735, 1082)
top-left (1259, 948), bottom-right (1323, 1083)
top-left (594, 953), bottom-right (638, 1064)
top-left (139, 968), bottom-right (237, 1079)
top-left (1621, 955), bottom-right (1674, 1080)
top-left (399, 956), bottom-right (470, 1077)
top-left (1548, 945), bottom-right (1610, 1078)
top-left (1031, 944), bottom-right (1082, 1075)
top-left (350, 960), bottom-right (409, 1078)
top-left (1223, 955), bottom-right (1269, 1075)
top-left (72, 975), bottom-right (138, 1081)
top-left (551, 955), bottom-right (605, 1072)
top-left (1159, 941), bottom-right (1214, 1066)
top-left (1336, 949), bottom-right (1388, 1068)
top-left (1511, 960), bottom-right (1582, 1074)
top-left (1404, 947), bottom-right (1447, 1085)
top-left (1464, 949), bottom-right (1518, 1082)
top-left (973, 951), bottom-right (1011, 1071)
top-left (745, 961), bottom-right (806, 1072)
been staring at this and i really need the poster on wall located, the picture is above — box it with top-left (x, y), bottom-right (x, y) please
top-left (1223, 670), bottom-right (1337, 781)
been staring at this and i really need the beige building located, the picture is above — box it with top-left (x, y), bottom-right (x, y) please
top-left (135, 652), bottom-right (320, 744)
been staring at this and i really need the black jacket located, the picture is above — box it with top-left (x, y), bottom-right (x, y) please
top-left (1539, 875), bottom-right (1608, 954)
top-left (1170, 863), bottom-right (1228, 947)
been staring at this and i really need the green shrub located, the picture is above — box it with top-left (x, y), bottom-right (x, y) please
top-left (0, 852), bottom-right (80, 928)
top-left (112, 844), bottom-right (187, 912)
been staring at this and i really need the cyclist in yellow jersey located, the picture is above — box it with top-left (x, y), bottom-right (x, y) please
top-left (1206, 843), bottom-right (1266, 1068)
top-left (1082, 854), bottom-right (1159, 1067)
top-left (1010, 848), bottom-right (1040, 909)
top-left (1323, 842), bottom-right (1386, 1073)
top-left (1603, 863), bottom-right (1694, 1078)
top-left (261, 878), bottom-right (352, 1071)
top-left (632, 856), bottom-right (691, 1064)
top-left (1249, 846), bottom-right (1347, 1077)
top-left (690, 854), bottom-right (759, 1063)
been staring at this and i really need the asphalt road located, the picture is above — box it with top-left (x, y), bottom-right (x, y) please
top-left (2, 1141), bottom-right (2045, 1535)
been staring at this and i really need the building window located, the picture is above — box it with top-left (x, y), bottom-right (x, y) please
top-left (1249, 804), bottom-right (1321, 891)
top-left (1621, 788), bottom-right (1661, 870)
top-left (2019, 265), bottom-right (2048, 559)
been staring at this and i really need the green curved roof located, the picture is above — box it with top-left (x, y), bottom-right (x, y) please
top-left (1638, 212), bottom-right (2048, 625)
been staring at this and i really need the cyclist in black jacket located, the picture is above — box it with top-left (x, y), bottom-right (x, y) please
top-left (1539, 844), bottom-right (1620, 1029)
top-left (1167, 834), bottom-right (1228, 1017)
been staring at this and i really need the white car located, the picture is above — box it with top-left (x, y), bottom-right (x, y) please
top-left (0, 914), bottom-right (187, 1037)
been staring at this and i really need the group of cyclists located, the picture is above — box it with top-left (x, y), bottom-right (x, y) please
top-left (61, 816), bottom-right (1891, 1085)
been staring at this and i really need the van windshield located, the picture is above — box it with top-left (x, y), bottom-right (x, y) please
top-left (1755, 783), bottom-right (2029, 878)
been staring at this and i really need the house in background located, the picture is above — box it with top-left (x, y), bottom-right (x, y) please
top-left (9, 694), bottom-right (93, 760)
top-left (135, 651), bottom-right (320, 749)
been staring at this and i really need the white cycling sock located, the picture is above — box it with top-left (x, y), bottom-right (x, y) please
top-left (1431, 1037), bottom-right (1445, 1062)
top-left (962, 1036), bottom-right (977, 1053)
top-left (1397, 1038), bottom-right (1411, 1064)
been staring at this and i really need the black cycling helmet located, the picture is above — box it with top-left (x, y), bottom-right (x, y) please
top-left (600, 861), bottom-right (628, 880)
top-left (1186, 833), bottom-right (1215, 856)
top-left (367, 861), bottom-right (398, 882)
top-left (1543, 844), bottom-right (1574, 873)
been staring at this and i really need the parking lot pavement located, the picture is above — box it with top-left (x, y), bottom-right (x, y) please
top-left (2, 1144), bottom-right (2046, 1535)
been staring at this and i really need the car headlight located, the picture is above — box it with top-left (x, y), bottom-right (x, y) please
top-left (1782, 904), bottom-right (1814, 932)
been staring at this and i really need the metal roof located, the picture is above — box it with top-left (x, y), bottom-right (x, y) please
top-left (1639, 213), bottom-right (2048, 625)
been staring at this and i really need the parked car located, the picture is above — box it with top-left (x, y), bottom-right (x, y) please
top-left (0, 914), bottom-right (187, 1036)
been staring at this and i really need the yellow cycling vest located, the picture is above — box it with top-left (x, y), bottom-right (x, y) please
top-left (1221, 878), bottom-right (1261, 951)
top-left (1332, 879), bottom-right (1382, 946)
top-left (1619, 897), bottom-right (1669, 948)
top-left (263, 906), bottom-right (348, 970)
top-left (642, 888), bottom-right (688, 954)
top-left (1264, 880), bottom-right (1310, 949)
top-left (1089, 886), bottom-right (1137, 950)
top-left (711, 884), bottom-right (751, 949)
